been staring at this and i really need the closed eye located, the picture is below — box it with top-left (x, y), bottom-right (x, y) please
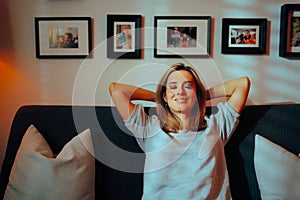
top-left (169, 85), bottom-right (177, 90)
top-left (168, 81), bottom-right (193, 90)
top-left (184, 81), bottom-right (193, 89)
top-left (168, 82), bottom-right (177, 90)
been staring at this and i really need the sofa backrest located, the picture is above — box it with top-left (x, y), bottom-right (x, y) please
top-left (227, 104), bottom-right (300, 199)
top-left (1, 104), bottom-right (299, 199)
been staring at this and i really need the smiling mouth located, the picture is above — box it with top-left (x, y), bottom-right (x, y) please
top-left (176, 98), bottom-right (188, 103)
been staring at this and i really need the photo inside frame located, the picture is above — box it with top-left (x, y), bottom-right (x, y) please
top-left (289, 11), bottom-right (300, 52)
top-left (48, 27), bottom-right (79, 49)
top-left (228, 25), bottom-right (259, 48)
top-left (166, 26), bottom-right (197, 48)
top-left (113, 22), bottom-right (135, 52)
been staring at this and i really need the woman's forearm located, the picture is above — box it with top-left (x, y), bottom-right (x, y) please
top-left (206, 77), bottom-right (249, 100)
top-left (206, 76), bottom-right (250, 113)
top-left (109, 82), bottom-right (156, 120)
top-left (109, 82), bottom-right (156, 102)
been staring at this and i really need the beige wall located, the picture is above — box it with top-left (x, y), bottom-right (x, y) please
top-left (1, 0), bottom-right (300, 170)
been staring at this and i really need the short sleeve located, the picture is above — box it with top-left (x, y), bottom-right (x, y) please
top-left (211, 102), bottom-right (240, 143)
top-left (124, 104), bottom-right (161, 140)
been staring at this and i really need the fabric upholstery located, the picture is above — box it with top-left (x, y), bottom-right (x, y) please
top-left (4, 125), bottom-right (95, 200)
top-left (0, 104), bottom-right (299, 199)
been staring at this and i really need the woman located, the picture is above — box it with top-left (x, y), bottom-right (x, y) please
top-left (109, 63), bottom-right (250, 199)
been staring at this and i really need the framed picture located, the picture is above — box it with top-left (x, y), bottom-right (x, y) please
top-left (221, 18), bottom-right (267, 54)
top-left (279, 4), bottom-right (300, 58)
top-left (154, 16), bottom-right (211, 58)
top-left (107, 14), bottom-right (142, 59)
top-left (35, 17), bottom-right (92, 59)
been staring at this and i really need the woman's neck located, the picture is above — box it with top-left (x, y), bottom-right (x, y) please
top-left (176, 112), bottom-right (192, 130)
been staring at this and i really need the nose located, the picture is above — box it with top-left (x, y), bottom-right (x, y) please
top-left (177, 85), bottom-right (186, 96)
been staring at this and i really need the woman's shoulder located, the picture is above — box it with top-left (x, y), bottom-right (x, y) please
top-left (205, 102), bottom-right (240, 122)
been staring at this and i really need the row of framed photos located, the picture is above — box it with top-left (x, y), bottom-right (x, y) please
top-left (35, 4), bottom-right (300, 59)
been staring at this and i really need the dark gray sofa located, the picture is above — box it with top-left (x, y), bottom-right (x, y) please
top-left (0, 104), bottom-right (299, 199)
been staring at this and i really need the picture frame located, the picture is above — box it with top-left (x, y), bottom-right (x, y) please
top-left (35, 17), bottom-right (92, 59)
top-left (221, 18), bottom-right (267, 54)
top-left (107, 14), bottom-right (142, 59)
top-left (154, 16), bottom-right (211, 58)
top-left (279, 4), bottom-right (300, 58)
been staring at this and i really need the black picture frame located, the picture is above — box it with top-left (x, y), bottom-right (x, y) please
top-left (221, 18), bottom-right (267, 54)
top-left (107, 14), bottom-right (142, 59)
top-left (35, 17), bottom-right (92, 59)
top-left (154, 16), bottom-right (211, 58)
top-left (279, 4), bottom-right (300, 59)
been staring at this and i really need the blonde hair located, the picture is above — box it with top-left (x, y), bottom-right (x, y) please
top-left (156, 63), bottom-right (207, 133)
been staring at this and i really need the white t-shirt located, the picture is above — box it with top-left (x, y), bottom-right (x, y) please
top-left (124, 102), bottom-right (240, 200)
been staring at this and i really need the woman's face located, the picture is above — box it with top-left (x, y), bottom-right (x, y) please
top-left (163, 70), bottom-right (198, 115)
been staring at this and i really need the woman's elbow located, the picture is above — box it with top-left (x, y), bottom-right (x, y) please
top-left (109, 82), bottom-right (117, 97)
top-left (243, 76), bottom-right (251, 90)
top-left (239, 76), bottom-right (251, 100)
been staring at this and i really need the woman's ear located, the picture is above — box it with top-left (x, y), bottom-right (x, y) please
top-left (163, 92), bottom-right (167, 103)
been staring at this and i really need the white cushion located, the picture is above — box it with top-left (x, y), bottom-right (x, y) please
top-left (254, 134), bottom-right (300, 200)
top-left (4, 125), bottom-right (95, 200)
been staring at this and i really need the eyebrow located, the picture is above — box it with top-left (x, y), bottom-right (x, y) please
top-left (167, 81), bottom-right (193, 85)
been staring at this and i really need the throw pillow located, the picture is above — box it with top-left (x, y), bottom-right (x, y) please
top-left (254, 134), bottom-right (300, 200)
top-left (4, 124), bottom-right (95, 200)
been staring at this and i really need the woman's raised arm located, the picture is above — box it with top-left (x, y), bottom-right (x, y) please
top-left (109, 82), bottom-right (156, 120)
top-left (206, 76), bottom-right (251, 114)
